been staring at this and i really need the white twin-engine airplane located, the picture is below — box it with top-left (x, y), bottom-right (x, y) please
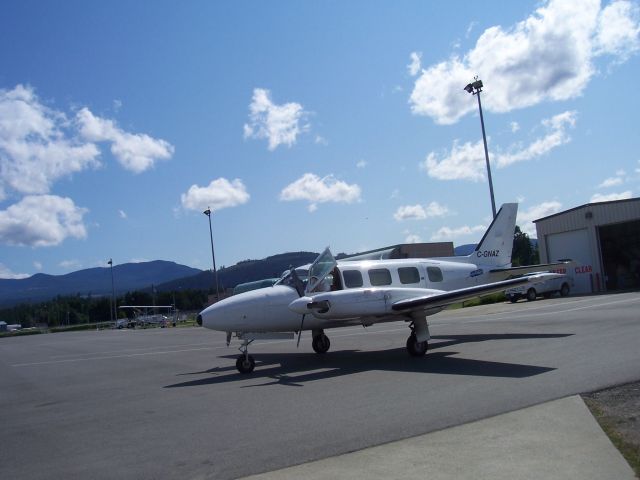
top-left (198, 203), bottom-right (564, 373)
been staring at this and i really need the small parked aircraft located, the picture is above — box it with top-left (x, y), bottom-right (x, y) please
top-left (198, 203), bottom-right (565, 373)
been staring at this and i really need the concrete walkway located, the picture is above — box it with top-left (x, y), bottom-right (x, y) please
top-left (242, 396), bottom-right (635, 480)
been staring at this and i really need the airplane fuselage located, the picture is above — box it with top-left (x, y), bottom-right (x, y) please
top-left (200, 256), bottom-right (511, 334)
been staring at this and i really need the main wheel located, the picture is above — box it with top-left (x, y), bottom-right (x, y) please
top-left (560, 283), bottom-right (570, 297)
top-left (526, 288), bottom-right (537, 302)
top-left (406, 333), bottom-right (428, 357)
top-left (236, 355), bottom-right (255, 374)
top-left (312, 334), bottom-right (330, 354)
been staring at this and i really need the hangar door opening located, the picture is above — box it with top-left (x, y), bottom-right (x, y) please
top-left (598, 220), bottom-right (640, 291)
top-left (546, 228), bottom-right (593, 294)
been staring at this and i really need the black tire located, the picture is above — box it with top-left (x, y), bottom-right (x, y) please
top-left (526, 288), bottom-right (537, 302)
top-left (560, 283), bottom-right (570, 297)
top-left (312, 334), bottom-right (330, 354)
top-left (406, 333), bottom-right (428, 357)
top-left (236, 355), bottom-right (255, 374)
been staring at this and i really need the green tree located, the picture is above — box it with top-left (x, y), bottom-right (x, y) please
top-left (512, 225), bottom-right (539, 266)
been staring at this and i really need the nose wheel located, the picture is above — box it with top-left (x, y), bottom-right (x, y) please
top-left (236, 355), bottom-right (255, 374)
top-left (236, 339), bottom-right (255, 374)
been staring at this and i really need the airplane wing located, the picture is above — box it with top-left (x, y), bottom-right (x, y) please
top-left (391, 274), bottom-right (555, 313)
top-left (290, 273), bottom-right (561, 320)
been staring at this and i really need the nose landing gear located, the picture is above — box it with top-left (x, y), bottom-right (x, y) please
top-left (236, 338), bottom-right (255, 374)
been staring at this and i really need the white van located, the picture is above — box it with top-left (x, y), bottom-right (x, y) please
top-left (505, 274), bottom-right (572, 302)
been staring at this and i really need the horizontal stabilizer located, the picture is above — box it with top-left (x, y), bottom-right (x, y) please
top-left (489, 261), bottom-right (573, 276)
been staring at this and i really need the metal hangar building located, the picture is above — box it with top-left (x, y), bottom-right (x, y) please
top-left (534, 197), bottom-right (640, 294)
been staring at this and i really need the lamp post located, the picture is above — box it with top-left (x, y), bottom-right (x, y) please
top-left (203, 208), bottom-right (220, 302)
top-left (108, 258), bottom-right (116, 324)
top-left (464, 77), bottom-right (496, 219)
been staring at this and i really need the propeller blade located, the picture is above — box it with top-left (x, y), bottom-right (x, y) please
top-left (296, 314), bottom-right (306, 348)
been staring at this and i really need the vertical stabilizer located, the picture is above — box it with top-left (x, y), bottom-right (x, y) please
top-left (470, 203), bottom-right (518, 267)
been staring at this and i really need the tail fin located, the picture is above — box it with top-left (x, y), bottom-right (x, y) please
top-left (470, 203), bottom-right (518, 268)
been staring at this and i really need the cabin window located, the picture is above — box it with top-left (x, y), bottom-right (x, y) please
top-left (343, 270), bottom-right (363, 288)
top-left (398, 267), bottom-right (420, 284)
top-left (368, 268), bottom-right (392, 286)
top-left (427, 266), bottom-right (443, 282)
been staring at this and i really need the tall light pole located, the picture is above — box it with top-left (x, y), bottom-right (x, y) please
top-left (108, 258), bottom-right (116, 325)
top-left (203, 208), bottom-right (220, 302)
top-left (464, 77), bottom-right (496, 218)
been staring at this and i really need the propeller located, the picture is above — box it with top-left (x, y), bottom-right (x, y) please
top-left (296, 313), bottom-right (306, 347)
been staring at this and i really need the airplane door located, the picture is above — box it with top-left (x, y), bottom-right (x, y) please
top-left (306, 247), bottom-right (338, 294)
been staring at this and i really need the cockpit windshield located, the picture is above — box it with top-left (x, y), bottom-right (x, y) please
top-left (275, 247), bottom-right (339, 295)
top-left (275, 266), bottom-right (309, 295)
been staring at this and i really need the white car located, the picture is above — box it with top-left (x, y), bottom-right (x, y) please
top-left (505, 274), bottom-right (572, 302)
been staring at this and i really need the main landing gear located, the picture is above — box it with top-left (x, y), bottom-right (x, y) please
top-left (406, 318), bottom-right (429, 357)
top-left (236, 338), bottom-right (255, 374)
top-left (312, 329), bottom-right (330, 354)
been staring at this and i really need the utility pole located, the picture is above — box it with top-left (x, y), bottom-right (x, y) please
top-left (464, 77), bottom-right (497, 218)
top-left (203, 208), bottom-right (220, 302)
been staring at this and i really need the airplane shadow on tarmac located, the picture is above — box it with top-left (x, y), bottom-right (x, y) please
top-left (164, 333), bottom-right (572, 389)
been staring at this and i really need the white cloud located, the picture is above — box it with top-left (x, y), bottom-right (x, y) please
top-left (594, 0), bottom-right (640, 61)
top-left (356, 159), bottom-right (368, 169)
top-left (280, 173), bottom-right (361, 212)
top-left (77, 108), bottom-right (174, 173)
top-left (409, 0), bottom-right (640, 124)
top-left (590, 190), bottom-right (633, 202)
top-left (181, 178), bottom-right (250, 212)
top-left (430, 224), bottom-right (486, 241)
top-left (33, 261), bottom-right (42, 271)
top-left (420, 139), bottom-right (486, 182)
top-left (0, 195), bottom-right (88, 247)
top-left (394, 201), bottom-right (449, 221)
top-left (517, 201), bottom-right (563, 236)
top-left (408, 52), bottom-right (422, 76)
top-left (315, 135), bottom-right (328, 146)
top-left (598, 177), bottom-right (623, 188)
top-left (118, 209), bottom-right (127, 219)
top-left (0, 263), bottom-right (29, 279)
top-left (510, 121), bottom-right (520, 133)
top-left (495, 111), bottom-right (576, 167)
top-left (243, 88), bottom-right (309, 150)
top-left (422, 111), bottom-right (576, 181)
top-left (59, 259), bottom-right (82, 270)
top-left (405, 233), bottom-right (422, 243)
top-left (0, 85), bottom-right (101, 197)
top-left (395, 204), bottom-right (427, 221)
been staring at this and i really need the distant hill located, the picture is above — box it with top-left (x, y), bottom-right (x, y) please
top-left (0, 261), bottom-right (202, 307)
top-left (454, 244), bottom-right (477, 256)
top-left (157, 251), bottom-right (319, 292)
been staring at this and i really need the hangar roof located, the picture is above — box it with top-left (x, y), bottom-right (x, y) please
top-left (533, 197), bottom-right (640, 223)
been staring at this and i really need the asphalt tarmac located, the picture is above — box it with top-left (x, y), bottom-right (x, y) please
top-left (1, 292), bottom-right (639, 479)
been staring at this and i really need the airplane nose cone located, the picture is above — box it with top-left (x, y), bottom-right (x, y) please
top-left (198, 285), bottom-right (300, 332)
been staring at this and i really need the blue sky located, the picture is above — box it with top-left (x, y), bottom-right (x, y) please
top-left (1, 0), bottom-right (639, 278)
